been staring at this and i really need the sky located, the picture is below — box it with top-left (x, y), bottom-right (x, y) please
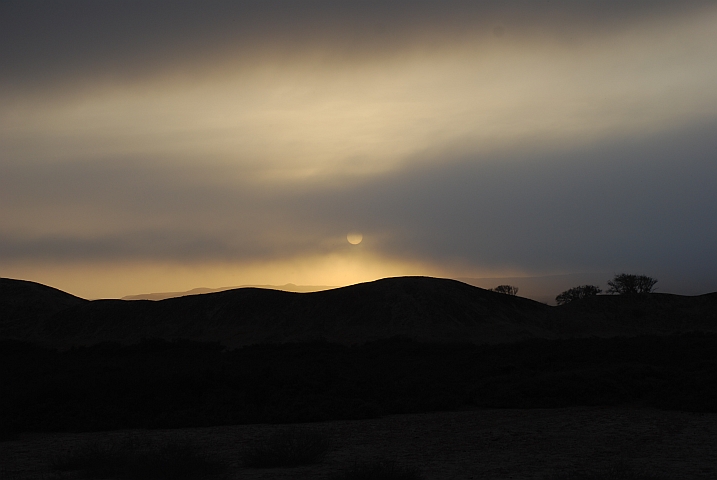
top-left (2, 0), bottom-right (717, 300)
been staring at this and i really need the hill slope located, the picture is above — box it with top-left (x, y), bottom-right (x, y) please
top-left (3, 277), bottom-right (553, 346)
top-left (549, 291), bottom-right (717, 337)
top-left (1, 276), bottom-right (716, 347)
top-left (0, 278), bottom-right (88, 339)
top-left (120, 283), bottom-right (336, 300)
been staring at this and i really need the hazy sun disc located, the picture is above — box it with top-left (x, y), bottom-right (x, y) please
top-left (347, 232), bottom-right (363, 245)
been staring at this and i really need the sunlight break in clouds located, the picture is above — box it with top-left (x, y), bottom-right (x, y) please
top-left (1, 1), bottom-right (717, 299)
top-left (4, 8), bottom-right (717, 176)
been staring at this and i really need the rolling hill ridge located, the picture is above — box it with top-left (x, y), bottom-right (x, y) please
top-left (2, 276), bottom-right (716, 347)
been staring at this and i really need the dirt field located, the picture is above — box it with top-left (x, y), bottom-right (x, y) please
top-left (2, 407), bottom-right (716, 479)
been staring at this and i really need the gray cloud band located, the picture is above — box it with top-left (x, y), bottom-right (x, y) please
top-left (2, 119), bottom-right (716, 282)
top-left (2, 0), bottom-right (714, 93)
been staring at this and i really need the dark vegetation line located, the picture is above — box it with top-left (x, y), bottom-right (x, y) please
top-left (51, 435), bottom-right (227, 480)
top-left (2, 333), bottom-right (716, 436)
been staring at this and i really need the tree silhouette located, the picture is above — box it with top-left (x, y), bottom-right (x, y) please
top-left (606, 274), bottom-right (657, 295)
top-left (492, 285), bottom-right (518, 296)
top-left (555, 285), bottom-right (602, 305)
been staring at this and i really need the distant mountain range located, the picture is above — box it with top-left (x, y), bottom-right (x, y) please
top-left (2, 276), bottom-right (716, 348)
top-left (121, 273), bottom-right (607, 304)
top-left (121, 283), bottom-right (336, 300)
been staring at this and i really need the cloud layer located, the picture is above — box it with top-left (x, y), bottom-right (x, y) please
top-left (2, 1), bottom-right (717, 298)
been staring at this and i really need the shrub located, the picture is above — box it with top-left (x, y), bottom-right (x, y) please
top-left (52, 435), bottom-right (225, 479)
top-left (331, 459), bottom-right (424, 480)
top-left (242, 428), bottom-right (331, 468)
top-left (607, 274), bottom-right (657, 295)
top-left (492, 285), bottom-right (519, 295)
top-left (555, 285), bottom-right (602, 305)
top-left (543, 463), bottom-right (671, 479)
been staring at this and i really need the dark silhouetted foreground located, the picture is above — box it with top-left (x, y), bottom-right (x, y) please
top-left (3, 276), bottom-right (717, 349)
top-left (2, 333), bottom-right (716, 436)
top-left (52, 435), bottom-right (225, 480)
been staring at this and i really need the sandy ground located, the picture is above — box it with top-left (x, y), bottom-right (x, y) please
top-left (1, 407), bottom-right (716, 479)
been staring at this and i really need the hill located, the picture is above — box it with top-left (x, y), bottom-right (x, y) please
top-left (1, 276), bottom-right (716, 348)
top-left (0, 278), bottom-right (88, 339)
top-left (120, 283), bottom-right (336, 300)
top-left (549, 291), bottom-right (717, 337)
top-left (2, 276), bottom-right (552, 347)
top-left (3, 276), bottom-right (717, 435)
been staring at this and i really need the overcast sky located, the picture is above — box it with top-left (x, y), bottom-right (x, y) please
top-left (2, 1), bottom-right (716, 299)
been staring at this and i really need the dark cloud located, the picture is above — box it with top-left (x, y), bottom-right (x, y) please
top-left (359, 124), bottom-right (717, 275)
top-left (2, 0), bottom-right (714, 95)
top-left (2, 118), bottom-right (716, 294)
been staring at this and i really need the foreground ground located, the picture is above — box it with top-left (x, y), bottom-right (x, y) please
top-left (2, 407), bottom-right (716, 479)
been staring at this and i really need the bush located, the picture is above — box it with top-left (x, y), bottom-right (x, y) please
top-left (607, 274), bottom-right (657, 295)
top-left (543, 463), bottom-right (671, 479)
top-left (492, 285), bottom-right (519, 295)
top-left (331, 459), bottom-right (424, 480)
top-left (52, 435), bottom-right (225, 479)
top-left (242, 428), bottom-right (331, 468)
top-left (555, 285), bottom-right (602, 305)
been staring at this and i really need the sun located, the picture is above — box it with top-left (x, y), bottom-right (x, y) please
top-left (347, 232), bottom-right (363, 245)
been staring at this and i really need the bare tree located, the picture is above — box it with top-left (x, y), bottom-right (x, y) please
top-left (555, 285), bottom-right (602, 305)
top-left (606, 274), bottom-right (657, 295)
top-left (492, 285), bottom-right (518, 296)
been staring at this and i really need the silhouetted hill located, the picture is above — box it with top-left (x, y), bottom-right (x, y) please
top-left (121, 283), bottom-right (336, 300)
top-left (0, 278), bottom-right (88, 339)
top-left (3, 277), bottom-right (553, 347)
top-left (1, 276), bottom-right (716, 348)
top-left (550, 292), bottom-right (717, 337)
